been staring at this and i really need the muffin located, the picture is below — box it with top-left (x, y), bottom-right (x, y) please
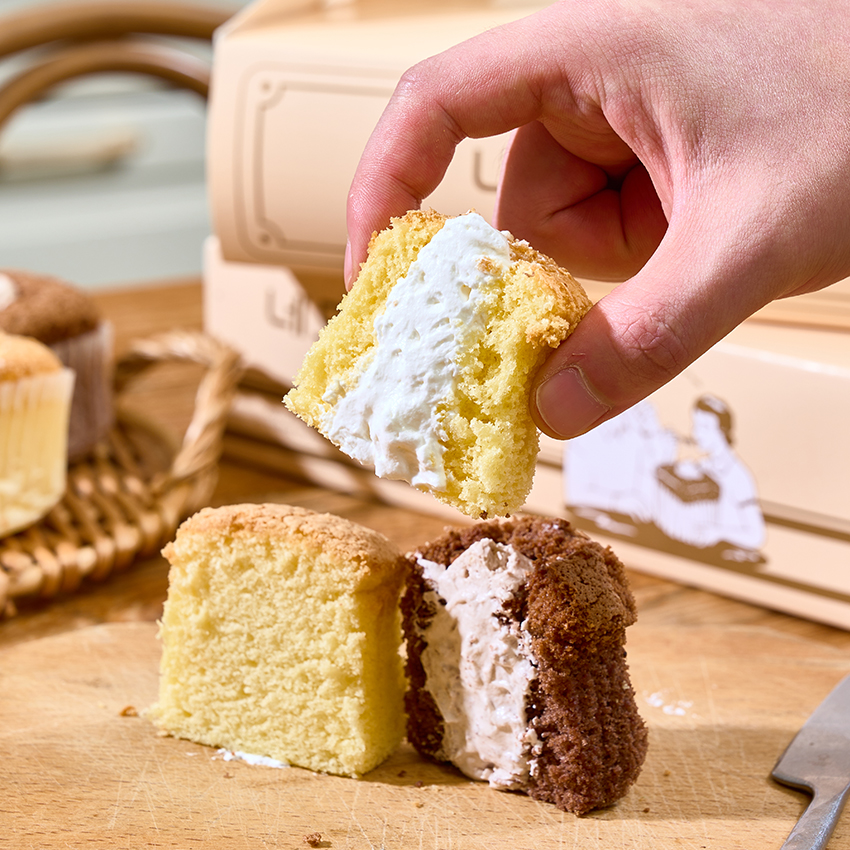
top-left (0, 270), bottom-right (113, 459)
top-left (285, 210), bottom-right (592, 519)
top-left (0, 332), bottom-right (74, 536)
top-left (150, 503), bottom-right (408, 777)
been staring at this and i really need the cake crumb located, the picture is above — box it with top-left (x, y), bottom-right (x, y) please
top-left (119, 705), bottom-right (138, 717)
top-left (476, 256), bottom-right (498, 275)
top-left (303, 833), bottom-right (324, 847)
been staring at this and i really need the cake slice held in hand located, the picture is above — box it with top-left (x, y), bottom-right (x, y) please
top-left (284, 210), bottom-right (592, 518)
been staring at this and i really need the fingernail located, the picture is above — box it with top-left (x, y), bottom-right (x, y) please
top-left (535, 366), bottom-right (612, 439)
top-left (343, 240), bottom-right (353, 290)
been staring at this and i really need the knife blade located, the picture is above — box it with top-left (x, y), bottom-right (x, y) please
top-left (772, 673), bottom-right (850, 850)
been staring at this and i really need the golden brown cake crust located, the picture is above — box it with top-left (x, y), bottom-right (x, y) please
top-left (166, 503), bottom-right (405, 590)
top-left (0, 332), bottom-right (62, 381)
top-left (0, 269), bottom-right (101, 344)
top-left (507, 239), bottom-right (593, 348)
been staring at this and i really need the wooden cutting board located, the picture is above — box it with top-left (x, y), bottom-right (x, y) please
top-left (4, 622), bottom-right (850, 850)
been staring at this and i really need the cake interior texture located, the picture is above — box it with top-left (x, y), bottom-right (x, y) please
top-left (284, 210), bottom-right (592, 519)
top-left (149, 503), bottom-right (407, 777)
top-left (402, 516), bottom-right (648, 815)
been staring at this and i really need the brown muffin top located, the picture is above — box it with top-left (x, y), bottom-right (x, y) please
top-left (166, 503), bottom-right (406, 592)
top-left (410, 515), bottom-right (637, 640)
top-left (0, 270), bottom-right (100, 344)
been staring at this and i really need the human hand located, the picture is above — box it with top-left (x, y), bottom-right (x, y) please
top-left (344, 0), bottom-right (850, 439)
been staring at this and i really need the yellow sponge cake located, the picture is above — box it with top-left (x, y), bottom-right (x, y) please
top-left (150, 503), bottom-right (407, 777)
top-left (285, 210), bottom-right (591, 518)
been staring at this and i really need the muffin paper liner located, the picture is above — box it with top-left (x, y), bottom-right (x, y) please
top-left (0, 367), bottom-right (74, 537)
top-left (50, 321), bottom-right (114, 459)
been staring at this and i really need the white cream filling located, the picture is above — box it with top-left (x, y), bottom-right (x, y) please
top-left (320, 212), bottom-right (510, 490)
top-left (0, 273), bottom-right (19, 311)
top-left (418, 538), bottom-right (539, 790)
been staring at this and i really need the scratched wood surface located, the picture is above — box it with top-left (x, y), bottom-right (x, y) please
top-left (4, 620), bottom-right (849, 850)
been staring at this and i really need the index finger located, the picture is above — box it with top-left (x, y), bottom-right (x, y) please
top-left (343, 12), bottom-right (582, 286)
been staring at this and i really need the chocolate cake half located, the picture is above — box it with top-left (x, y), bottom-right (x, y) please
top-left (401, 516), bottom-right (647, 814)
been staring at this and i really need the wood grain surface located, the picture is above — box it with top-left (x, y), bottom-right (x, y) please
top-left (4, 620), bottom-right (849, 850)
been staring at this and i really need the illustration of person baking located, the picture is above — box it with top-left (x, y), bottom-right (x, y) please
top-left (655, 395), bottom-right (765, 560)
top-left (565, 393), bottom-right (766, 563)
top-left (564, 400), bottom-right (678, 530)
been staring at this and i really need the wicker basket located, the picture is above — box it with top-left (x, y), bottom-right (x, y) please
top-left (0, 2), bottom-right (243, 618)
top-left (0, 330), bottom-right (243, 618)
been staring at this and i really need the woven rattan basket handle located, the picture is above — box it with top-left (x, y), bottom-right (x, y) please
top-left (115, 329), bottom-right (244, 519)
top-left (0, 1), bottom-right (232, 130)
top-left (0, 0), bottom-right (227, 57)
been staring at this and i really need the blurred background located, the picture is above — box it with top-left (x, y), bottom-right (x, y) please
top-left (0, 0), bottom-right (246, 289)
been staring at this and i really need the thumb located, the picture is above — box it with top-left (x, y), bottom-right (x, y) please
top-left (530, 226), bottom-right (787, 439)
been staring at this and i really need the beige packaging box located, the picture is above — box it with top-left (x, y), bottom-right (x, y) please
top-left (530, 290), bottom-right (850, 631)
top-left (206, 0), bottom-right (546, 273)
top-left (204, 0), bottom-right (850, 629)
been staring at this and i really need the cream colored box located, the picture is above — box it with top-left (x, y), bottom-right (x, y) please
top-left (206, 0), bottom-right (548, 276)
top-left (528, 303), bottom-right (850, 630)
top-left (202, 237), bottom-right (329, 390)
